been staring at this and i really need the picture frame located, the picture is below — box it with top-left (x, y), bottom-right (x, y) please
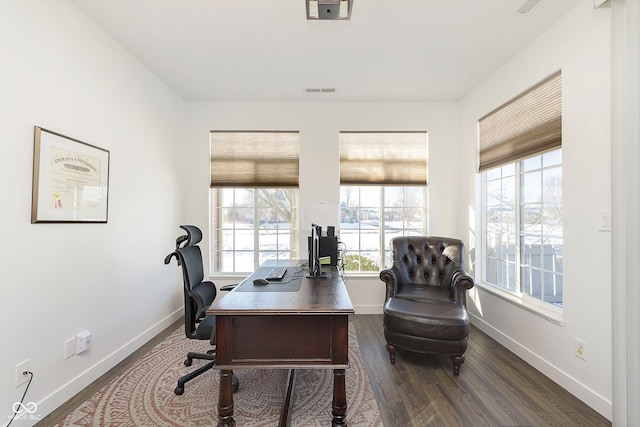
top-left (31, 126), bottom-right (110, 223)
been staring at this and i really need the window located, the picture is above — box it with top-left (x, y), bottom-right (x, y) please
top-left (210, 131), bottom-right (299, 274)
top-left (339, 132), bottom-right (428, 273)
top-left (483, 150), bottom-right (563, 305)
top-left (340, 186), bottom-right (426, 272)
top-left (479, 71), bottom-right (562, 307)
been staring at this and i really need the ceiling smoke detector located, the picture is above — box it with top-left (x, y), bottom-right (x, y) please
top-left (306, 0), bottom-right (353, 20)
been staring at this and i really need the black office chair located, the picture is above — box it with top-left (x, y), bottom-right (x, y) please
top-left (164, 225), bottom-right (238, 395)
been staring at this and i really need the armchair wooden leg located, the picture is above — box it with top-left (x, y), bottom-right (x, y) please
top-left (386, 343), bottom-right (397, 365)
top-left (451, 355), bottom-right (465, 376)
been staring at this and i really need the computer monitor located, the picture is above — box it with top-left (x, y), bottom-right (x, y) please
top-left (306, 223), bottom-right (328, 279)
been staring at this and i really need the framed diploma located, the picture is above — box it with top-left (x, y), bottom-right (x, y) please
top-left (31, 127), bottom-right (110, 223)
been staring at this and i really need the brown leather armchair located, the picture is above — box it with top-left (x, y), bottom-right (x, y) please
top-left (380, 236), bottom-right (475, 376)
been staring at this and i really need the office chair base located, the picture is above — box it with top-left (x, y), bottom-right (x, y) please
top-left (175, 360), bottom-right (215, 395)
top-left (184, 349), bottom-right (215, 367)
top-left (174, 363), bottom-right (239, 396)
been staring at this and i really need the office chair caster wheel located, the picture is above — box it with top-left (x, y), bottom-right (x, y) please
top-left (232, 373), bottom-right (239, 393)
top-left (184, 358), bottom-right (192, 367)
top-left (174, 385), bottom-right (184, 395)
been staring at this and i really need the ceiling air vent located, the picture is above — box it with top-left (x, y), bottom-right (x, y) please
top-left (305, 87), bottom-right (336, 93)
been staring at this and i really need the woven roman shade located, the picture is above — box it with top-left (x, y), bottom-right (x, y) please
top-left (478, 71), bottom-right (562, 172)
top-left (339, 131), bottom-right (428, 186)
top-left (210, 131), bottom-right (300, 187)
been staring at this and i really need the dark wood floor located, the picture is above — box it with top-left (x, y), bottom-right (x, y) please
top-left (41, 315), bottom-right (611, 427)
top-left (352, 314), bottom-right (611, 427)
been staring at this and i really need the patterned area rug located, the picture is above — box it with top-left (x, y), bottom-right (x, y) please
top-left (58, 323), bottom-right (382, 426)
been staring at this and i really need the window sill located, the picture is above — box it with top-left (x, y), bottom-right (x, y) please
top-left (343, 270), bottom-right (380, 276)
top-left (476, 281), bottom-right (564, 326)
top-left (339, 271), bottom-right (382, 281)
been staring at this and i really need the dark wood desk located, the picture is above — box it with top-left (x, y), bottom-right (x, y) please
top-left (207, 260), bottom-right (354, 427)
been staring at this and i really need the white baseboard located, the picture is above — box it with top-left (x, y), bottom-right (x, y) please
top-left (34, 308), bottom-right (183, 422)
top-left (470, 313), bottom-right (612, 421)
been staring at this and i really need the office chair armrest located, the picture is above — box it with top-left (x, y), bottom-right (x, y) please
top-left (219, 284), bottom-right (238, 292)
top-left (164, 251), bottom-right (178, 265)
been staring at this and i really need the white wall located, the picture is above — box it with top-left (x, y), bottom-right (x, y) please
top-left (0, 0), bottom-right (617, 423)
top-left (0, 1), bottom-right (185, 423)
top-left (181, 101), bottom-right (461, 312)
top-left (459, 0), bottom-right (612, 419)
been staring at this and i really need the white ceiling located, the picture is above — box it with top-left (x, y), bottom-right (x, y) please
top-left (70, 0), bottom-right (583, 102)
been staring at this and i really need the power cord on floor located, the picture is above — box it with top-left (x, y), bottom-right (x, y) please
top-left (7, 371), bottom-right (34, 427)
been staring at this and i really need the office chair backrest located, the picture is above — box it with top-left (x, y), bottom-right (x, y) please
top-left (175, 225), bottom-right (205, 291)
top-left (165, 225), bottom-right (217, 338)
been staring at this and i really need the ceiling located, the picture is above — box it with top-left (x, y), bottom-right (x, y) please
top-left (70, 0), bottom-right (583, 102)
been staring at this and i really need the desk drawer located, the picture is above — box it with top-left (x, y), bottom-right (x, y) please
top-left (215, 314), bottom-right (349, 368)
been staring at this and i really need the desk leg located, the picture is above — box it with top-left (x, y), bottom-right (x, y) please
top-left (278, 369), bottom-right (297, 427)
top-left (217, 370), bottom-right (235, 427)
top-left (331, 368), bottom-right (347, 427)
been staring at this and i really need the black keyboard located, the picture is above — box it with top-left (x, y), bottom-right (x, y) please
top-left (266, 266), bottom-right (287, 281)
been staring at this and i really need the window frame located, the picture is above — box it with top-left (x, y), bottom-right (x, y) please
top-left (339, 185), bottom-right (428, 275)
top-left (209, 187), bottom-right (299, 276)
top-left (478, 149), bottom-right (563, 324)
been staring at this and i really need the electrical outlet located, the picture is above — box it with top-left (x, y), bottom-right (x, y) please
top-left (15, 359), bottom-right (31, 387)
top-left (575, 338), bottom-right (586, 360)
top-left (76, 330), bottom-right (93, 354)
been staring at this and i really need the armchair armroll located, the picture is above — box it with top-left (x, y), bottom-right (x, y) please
top-left (379, 267), bottom-right (399, 301)
top-left (451, 270), bottom-right (475, 306)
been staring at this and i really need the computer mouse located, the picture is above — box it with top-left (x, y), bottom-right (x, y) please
top-left (253, 278), bottom-right (269, 286)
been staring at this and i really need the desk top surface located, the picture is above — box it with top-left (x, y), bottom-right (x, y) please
top-left (207, 260), bottom-right (354, 315)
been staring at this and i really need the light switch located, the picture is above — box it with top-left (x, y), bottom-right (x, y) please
top-left (599, 211), bottom-right (611, 232)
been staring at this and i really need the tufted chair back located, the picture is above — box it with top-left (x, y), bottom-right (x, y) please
top-left (390, 236), bottom-right (465, 298)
